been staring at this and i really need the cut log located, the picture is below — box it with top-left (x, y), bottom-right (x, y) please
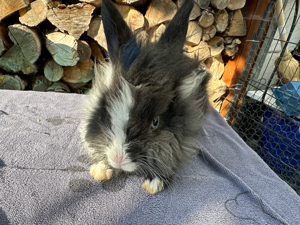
top-left (184, 41), bottom-right (211, 61)
top-left (43, 58), bottom-right (64, 82)
top-left (222, 38), bottom-right (241, 58)
top-left (194, 0), bottom-right (210, 9)
top-left (145, 0), bottom-right (177, 28)
top-left (20, 77), bottom-right (28, 89)
top-left (214, 9), bottom-right (228, 33)
top-left (62, 59), bottom-right (94, 87)
top-left (8, 24), bottom-right (41, 64)
top-left (224, 36), bottom-right (233, 44)
top-left (207, 36), bottom-right (224, 56)
top-left (19, 0), bottom-right (48, 27)
top-left (0, 74), bottom-right (26, 90)
top-left (224, 9), bottom-right (247, 36)
top-left (77, 40), bottom-right (92, 62)
top-left (150, 24), bottom-right (166, 43)
top-left (210, 0), bottom-right (228, 10)
top-left (87, 15), bottom-right (107, 51)
top-left (212, 100), bottom-right (222, 112)
top-left (198, 10), bottom-right (214, 28)
top-left (189, 3), bottom-right (202, 21)
top-left (73, 86), bottom-right (91, 94)
top-left (0, 45), bottom-right (37, 74)
top-left (207, 78), bottom-right (227, 103)
top-left (186, 21), bottom-right (202, 46)
top-left (183, 45), bottom-right (194, 59)
top-left (114, 4), bottom-right (144, 32)
top-left (85, 36), bottom-right (105, 62)
top-left (47, 0), bottom-right (62, 8)
top-left (31, 75), bottom-right (52, 91)
top-left (0, 0), bottom-right (249, 94)
top-left (47, 3), bottom-right (95, 39)
top-left (0, 39), bottom-right (5, 56)
top-left (80, 0), bottom-right (102, 8)
top-left (45, 32), bottom-right (80, 66)
top-left (226, 0), bottom-right (246, 10)
top-left (0, 0), bottom-right (30, 21)
top-left (177, 1), bottom-right (201, 20)
top-left (194, 41), bottom-right (211, 61)
top-left (114, 0), bottom-right (147, 7)
top-left (136, 30), bottom-right (148, 44)
top-left (204, 54), bottom-right (224, 80)
top-left (202, 25), bottom-right (216, 41)
top-left (47, 81), bottom-right (70, 93)
top-left (0, 26), bottom-right (13, 56)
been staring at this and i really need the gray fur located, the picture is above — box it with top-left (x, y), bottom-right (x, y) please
top-left (79, 0), bottom-right (211, 189)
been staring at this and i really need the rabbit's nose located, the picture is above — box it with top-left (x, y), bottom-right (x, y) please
top-left (107, 152), bottom-right (137, 172)
top-left (109, 154), bottom-right (123, 169)
top-left (115, 154), bottom-right (124, 166)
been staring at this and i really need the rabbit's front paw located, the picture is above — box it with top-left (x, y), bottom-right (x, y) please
top-left (142, 177), bottom-right (164, 194)
top-left (90, 161), bottom-right (113, 180)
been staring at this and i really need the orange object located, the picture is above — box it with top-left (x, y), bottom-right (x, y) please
top-left (220, 0), bottom-right (272, 125)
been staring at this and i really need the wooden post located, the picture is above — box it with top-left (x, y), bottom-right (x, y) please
top-left (220, 0), bottom-right (272, 121)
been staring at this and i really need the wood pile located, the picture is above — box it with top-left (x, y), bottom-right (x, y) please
top-left (0, 0), bottom-right (247, 109)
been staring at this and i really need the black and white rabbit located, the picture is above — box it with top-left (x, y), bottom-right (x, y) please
top-left (80, 0), bottom-right (211, 194)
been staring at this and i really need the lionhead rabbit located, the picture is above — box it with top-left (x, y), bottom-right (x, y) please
top-left (80, 0), bottom-right (211, 194)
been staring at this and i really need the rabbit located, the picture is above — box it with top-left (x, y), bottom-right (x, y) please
top-left (79, 0), bottom-right (211, 194)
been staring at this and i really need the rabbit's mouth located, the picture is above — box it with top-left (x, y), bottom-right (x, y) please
top-left (106, 149), bottom-right (137, 172)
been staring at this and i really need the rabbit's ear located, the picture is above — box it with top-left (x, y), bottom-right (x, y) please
top-left (101, 0), bottom-right (140, 68)
top-left (157, 0), bottom-right (193, 52)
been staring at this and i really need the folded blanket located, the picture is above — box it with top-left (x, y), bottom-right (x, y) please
top-left (0, 90), bottom-right (299, 225)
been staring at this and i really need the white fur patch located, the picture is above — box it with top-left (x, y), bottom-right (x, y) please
top-left (89, 63), bottom-right (114, 106)
top-left (79, 63), bottom-right (114, 153)
top-left (79, 62), bottom-right (137, 172)
top-left (106, 79), bottom-right (137, 172)
top-left (179, 69), bottom-right (205, 99)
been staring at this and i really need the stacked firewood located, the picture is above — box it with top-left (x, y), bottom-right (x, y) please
top-left (0, 0), bottom-right (247, 108)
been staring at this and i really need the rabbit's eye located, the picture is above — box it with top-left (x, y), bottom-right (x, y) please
top-left (151, 116), bottom-right (159, 130)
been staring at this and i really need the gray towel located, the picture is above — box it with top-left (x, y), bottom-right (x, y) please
top-left (0, 90), bottom-right (299, 225)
